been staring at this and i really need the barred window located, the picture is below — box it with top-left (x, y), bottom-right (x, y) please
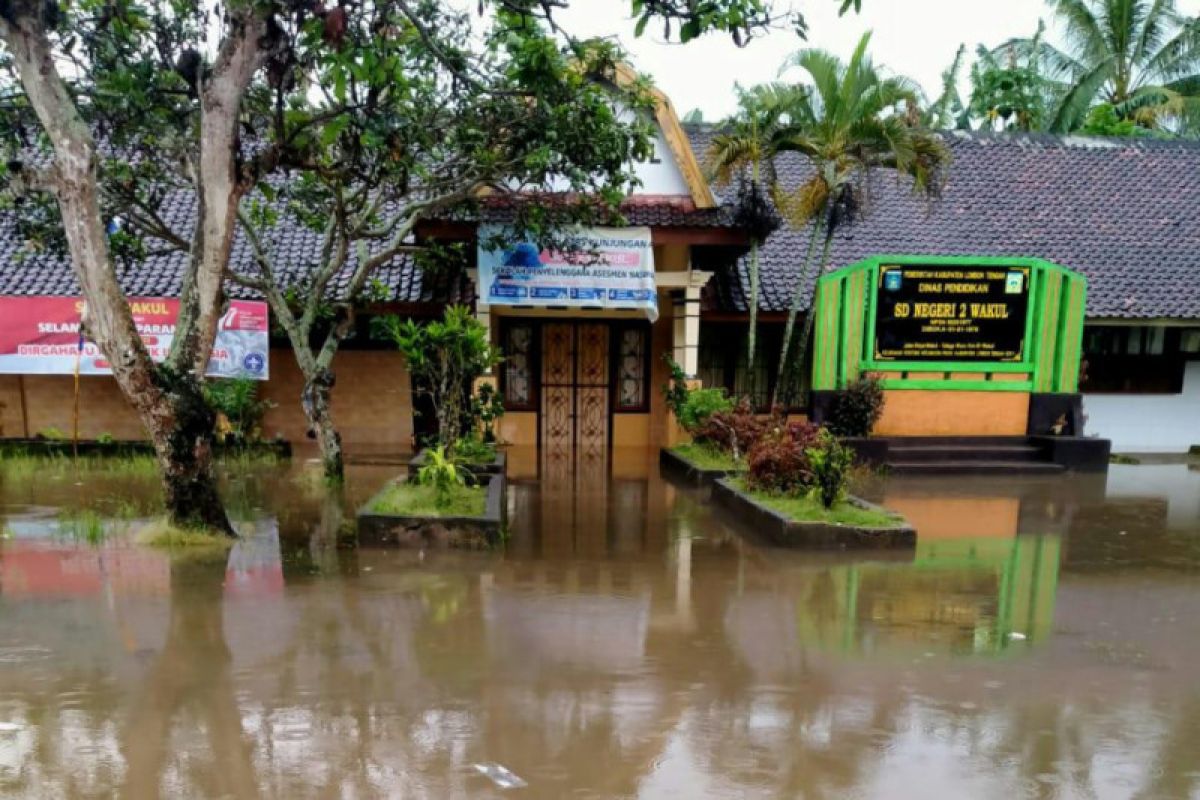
top-left (503, 323), bottom-right (535, 409)
top-left (615, 326), bottom-right (648, 411)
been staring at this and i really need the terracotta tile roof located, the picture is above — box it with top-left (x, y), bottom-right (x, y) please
top-left (688, 125), bottom-right (1200, 320)
top-left (0, 193), bottom-right (472, 305)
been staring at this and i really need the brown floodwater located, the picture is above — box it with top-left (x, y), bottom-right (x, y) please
top-left (2, 449), bottom-right (1200, 799)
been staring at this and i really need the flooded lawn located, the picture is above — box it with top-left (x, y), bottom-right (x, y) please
top-left (2, 450), bottom-right (1200, 798)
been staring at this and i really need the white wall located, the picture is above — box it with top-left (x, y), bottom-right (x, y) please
top-left (1084, 362), bottom-right (1200, 453)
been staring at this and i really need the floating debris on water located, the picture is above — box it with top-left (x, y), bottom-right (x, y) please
top-left (473, 762), bottom-right (527, 789)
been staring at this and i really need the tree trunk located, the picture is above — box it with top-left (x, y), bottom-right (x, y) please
top-left (148, 371), bottom-right (234, 534)
top-left (788, 231), bottom-right (837, 400)
top-left (302, 368), bottom-right (344, 482)
top-left (773, 217), bottom-right (824, 408)
top-left (747, 237), bottom-right (760, 368)
top-left (2, 8), bottom-right (234, 536)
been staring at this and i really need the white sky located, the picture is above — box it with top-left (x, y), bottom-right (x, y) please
top-left (553, 0), bottom-right (1200, 120)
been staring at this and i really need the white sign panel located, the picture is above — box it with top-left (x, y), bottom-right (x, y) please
top-left (477, 226), bottom-right (658, 321)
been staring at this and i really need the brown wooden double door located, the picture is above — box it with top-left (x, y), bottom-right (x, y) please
top-left (540, 322), bottom-right (611, 464)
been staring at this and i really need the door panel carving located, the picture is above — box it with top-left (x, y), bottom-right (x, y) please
top-left (538, 321), bottom-right (611, 468)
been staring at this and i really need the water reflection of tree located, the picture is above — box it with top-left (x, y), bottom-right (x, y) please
top-left (120, 554), bottom-right (258, 798)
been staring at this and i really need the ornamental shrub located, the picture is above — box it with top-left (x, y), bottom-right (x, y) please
top-left (806, 430), bottom-right (855, 509)
top-left (678, 387), bottom-right (734, 433)
top-left (746, 422), bottom-right (821, 493)
top-left (696, 398), bottom-right (768, 460)
top-left (204, 376), bottom-right (275, 443)
top-left (826, 376), bottom-right (885, 438)
top-left (661, 355), bottom-right (689, 421)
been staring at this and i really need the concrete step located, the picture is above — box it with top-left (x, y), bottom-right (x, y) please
top-left (886, 460), bottom-right (1067, 476)
top-left (880, 436), bottom-right (1037, 446)
top-left (886, 444), bottom-right (1046, 463)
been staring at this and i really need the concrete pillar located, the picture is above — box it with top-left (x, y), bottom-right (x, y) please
top-left (671, 290), bottom-right (686, 368)
top-left (683, 285), bottom-right (701, 378)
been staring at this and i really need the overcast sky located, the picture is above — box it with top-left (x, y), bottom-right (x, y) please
top-left (551, 0), bottom-right (1200, 120)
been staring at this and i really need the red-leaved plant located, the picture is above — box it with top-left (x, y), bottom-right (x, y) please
top-left (697, 398), bottom-right (769, 460)
top-left (746, 421), bottom-right (822, 493)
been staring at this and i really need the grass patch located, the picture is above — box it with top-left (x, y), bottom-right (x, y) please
top-left (135, 518), bottom-right (237, 551)
top-left (1110, 453), bottom-right (1142, 465)
top-left (671, 442), bottom-right (745, 471)
top-left (731, 477), bottom-right (905, 529)
top-left (0, 452), bottom-right (160, 482)
top-left (367, 481), bottom-right (486, 518)
top-left (56, 509), bottom-right (117, 545)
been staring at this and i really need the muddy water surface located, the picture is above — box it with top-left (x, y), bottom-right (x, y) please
top-left (1, 450), bottom-right (1199, 798)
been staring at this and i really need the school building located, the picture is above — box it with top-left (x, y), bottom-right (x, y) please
top-left (1, 88), bottom-right (1198, 456)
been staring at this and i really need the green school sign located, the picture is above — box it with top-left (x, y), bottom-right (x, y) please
top-left (811, 255), bottom-right (1087, 393)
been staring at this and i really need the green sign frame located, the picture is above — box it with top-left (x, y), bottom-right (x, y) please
top-left (812, 255), bottom-right (1087, 393)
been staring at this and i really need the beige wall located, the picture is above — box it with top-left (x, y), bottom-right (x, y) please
top-left (874, 388), bottom-right (1030, 437)
top-left (0, 348), bottom-right (414, 448)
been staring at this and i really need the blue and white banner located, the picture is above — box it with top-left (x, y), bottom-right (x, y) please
top-left (477, 226), bottom-right (658, 321)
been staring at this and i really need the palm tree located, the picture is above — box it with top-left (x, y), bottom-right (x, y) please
top-left (769, 32), bottom-right (949, 407)
top-left (1001, 0), bottom-right (1200, 132)
top-left (704, 84), bottom-right (796, 371)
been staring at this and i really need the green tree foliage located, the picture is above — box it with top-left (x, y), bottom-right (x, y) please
top-left (631, 0), bottom-right (860, 45)
top-left (0, 0), bottom-right (856, 506)
top-left (224, 3), bottom-right (661, 480)
top-left (927, 44), bottom-right (970, 130)
top-left (378, 306), bottom-right (499, 446)
top-left (704, 83), bottom-right (799, 371)
top-left (767, 33), bottom-right (949, 406)
top-left (992, 0), bottom-right (1200, 133)
top-left (203, 376), bottom-right (275, 445)
top-left (968, 25), bottom-right (1054, 132)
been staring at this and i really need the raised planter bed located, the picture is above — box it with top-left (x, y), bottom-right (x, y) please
top-left (408, 448), bottom-right (507, 480)
top-left (712, 477), bottom-right (915, 550)
top-left (659, 446), bottom-right (744, 487)
top-left (0, 437), bottom-right (292, 458)
top-left (357, 472), bottom-right (506, 549)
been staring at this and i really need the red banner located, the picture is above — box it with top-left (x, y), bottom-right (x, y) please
top-left (0, 296), bottom-right (269, 379)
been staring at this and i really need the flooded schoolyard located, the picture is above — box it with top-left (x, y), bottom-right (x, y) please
top-left (1, 449), bottom-right (1199, 798)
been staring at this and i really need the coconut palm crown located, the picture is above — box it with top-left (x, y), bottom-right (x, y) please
top-left (704, 84), bottom-right (797, 373)
top-left (768, 32), bottom-right (950, 406)
top-left (1000, 0), bottom-right (1200, 133)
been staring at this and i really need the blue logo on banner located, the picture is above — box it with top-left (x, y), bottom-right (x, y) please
top-left (609, 289), bottom-right (654, 302)
top-left (530, 286), bottom-right (568, 300)
top-left (491, 285), bottom-right (526, 299)
top-left (884, 271), bottom-right (903, 291)
top-left (242, 352), bottom-right (265, 374)
top-left (571, 288), bottom-right (604, 301)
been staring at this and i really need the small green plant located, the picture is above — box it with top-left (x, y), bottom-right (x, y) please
top-left (204, 376), bottom-right (275, 444)
top-left (417, 445), bottom-right (468, 509)
top-left (378, 306), bottom-right (500, 445)
top-left (826, 376), bottom-right (885, 438)
top-left (678, 387), bottom-right (734, 432)
top-left (96, 432), bottom-right (115, 445)
top-left (452, 434), bottom-right (495, 465)
top-left (36, 426), bottom-right (66, 441)
top-left (661, 355), bottom-right (689, 421)
top-left (471, 382), bottom-right (505, 443)
top-left (56, 509), bottom-right (112, 545)
top-left (806, 430), bottom-right (855, 509)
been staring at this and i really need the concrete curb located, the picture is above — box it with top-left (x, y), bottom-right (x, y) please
top-left (712, 478), bottom-right (916, 550)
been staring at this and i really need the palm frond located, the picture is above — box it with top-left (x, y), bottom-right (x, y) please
top-left (1048, 0), bottom-right (1111, 67)
top-left (1048, 56), bottom-right (1115, 131)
